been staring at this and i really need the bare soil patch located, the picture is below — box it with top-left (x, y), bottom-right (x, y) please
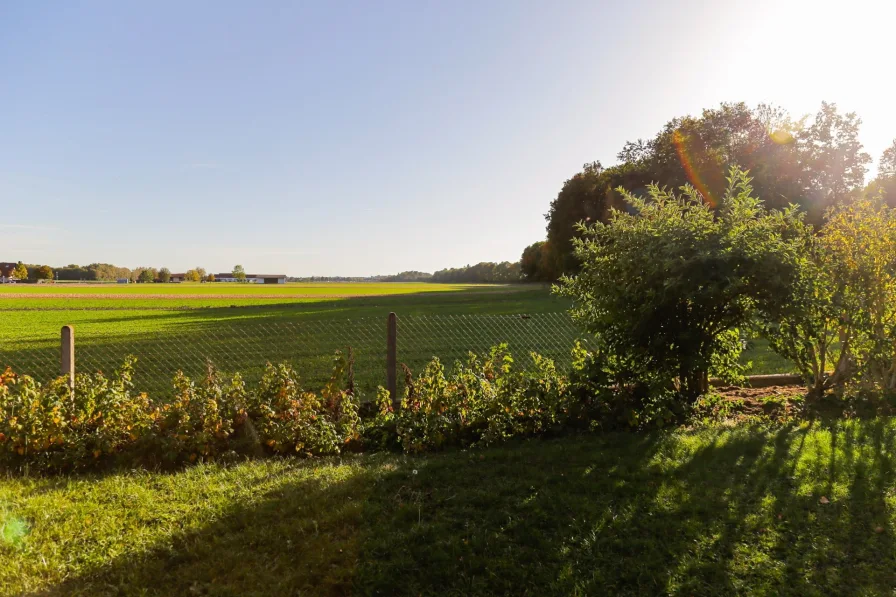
top-left (715, 384), bottom-right (806, 401)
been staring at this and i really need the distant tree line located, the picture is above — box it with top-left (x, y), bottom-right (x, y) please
top-left (521, 101), bottom-right (896, 282)
top-left (9, 263), bottom-right (194, 283)
top-left (381, 271), bottom-right (433, 282)
top-left (290, 264), bottom-right (526, 284)
top-left (3, 264), bottom-right (265, 283)
top-left (431, 262), bottom-right (521, 283)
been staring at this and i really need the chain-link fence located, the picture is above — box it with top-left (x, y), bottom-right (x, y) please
top-left (0, 313), bottom-right (591, 398)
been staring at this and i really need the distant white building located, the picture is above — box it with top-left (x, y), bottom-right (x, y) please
top-left (0, 262), bottom-right (18, 284)
top-left (213, 273), bottom-right (287, 284)
top-left (167, 273), bottom-right (286, 284)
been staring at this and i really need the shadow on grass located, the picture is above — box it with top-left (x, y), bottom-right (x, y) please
top-left (353, 423), bottom-right (896, 595)
top-left (2, 286), bottom-right (575, 397)
top-left (26, 458), bottom-right (381, 597)
top-left (24, 422), bottom-right (896, 596)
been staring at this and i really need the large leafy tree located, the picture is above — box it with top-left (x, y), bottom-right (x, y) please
top-left (158, 268), bottom-right (171, 283)
top-left (544, 162), bottom-right (617, 275)
top-left (232, 264), bottom-right (247, 282)
top-left (542, 102), bottom-right (870, 277)
top-left (558, 168), bottom-right (804, 402)
top-left (866, 139), bottom-right (896, 206)
top-left (520, 241), bottom-right (560, 282)
top-left (11, 262), bottom-right (28, 281)
top-left (795, 102), bottom-right (871, 221)
top-left (881, 141), bottom-right (896, 179)
top-left (35, 265), bottom-right (53, 280)
top-left (430, 262), bottom-right (521, 283)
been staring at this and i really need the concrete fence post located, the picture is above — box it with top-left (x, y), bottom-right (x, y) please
top-left (61, 325), bottom-right (74, 388)
top-left (387, 312), bottom-right (397, 407)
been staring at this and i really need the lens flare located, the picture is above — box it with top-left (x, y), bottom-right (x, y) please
top-left (769, 129), bottom-right (795, 145)
top-left (672, 130), bottom-right (716, 207)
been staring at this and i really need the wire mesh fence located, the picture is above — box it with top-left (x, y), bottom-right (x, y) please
top-left (0, 313), bottom-right (591, 399)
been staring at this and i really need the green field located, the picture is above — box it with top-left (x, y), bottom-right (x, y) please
top-left (0, 282), bottom-right (793, 396)
top-left (2, 422), bottom-right (894, 596)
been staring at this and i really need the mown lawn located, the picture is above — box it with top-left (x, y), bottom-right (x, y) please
top-left (2, 421), bottom-right (895, 596)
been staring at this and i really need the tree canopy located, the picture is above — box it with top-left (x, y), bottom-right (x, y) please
top-left (11, 262), bottom-right (28, 281)
top-left (35, 265), bottom-right (54, 281)
top-left (867, 139), bottom-right (896, 206)
top-left (137, 269), bottom-right (155, 283)
top-left (431, 262), bottom-right (521, 284)
top-left (531, 102), bottom-right (873, 281)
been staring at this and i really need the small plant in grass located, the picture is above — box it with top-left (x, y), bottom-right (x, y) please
top-left (248, 352), bottom-right (360, 456)
top-left (394, 354), bottom-right (487, 452)
top-left (0, 358), bottom-right (158, 470)
top-left (0, 367), bottom-right (69, 465)
top-left (479, 350), bottom-right (571, 444)
top-left (378, 344), bottom-right (592, 452)
top-left (62, 358), bottom-right (158, 466)
top-left (159, 362), bottom-right (247, 462)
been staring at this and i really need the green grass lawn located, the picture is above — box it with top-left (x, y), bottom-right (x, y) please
top-left (2, 421), bottom-right (895, 596)
top-left (0, 282), bottom-right (793, 396)
top-left (0, 284), bottom-right (579, 395)
top-left (0, 281), bottom-right (489, 296)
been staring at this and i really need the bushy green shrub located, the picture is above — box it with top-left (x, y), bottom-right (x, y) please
top-left (248, 352), bottom-right (361, 456)
top-left (0, 358), bottom-right (158, 469)
top-left (759, 196), bottom-right (896, 396)
top-left (0, 351), bottom-right (360, 471)
top-left (366, 343), bottom-right (612, 453)
top-left (158, 362), bottom-right (247, 462)
top-left (822, 198), bottom-right (896, 392)
top-left (557, 167), bottom-right (805, 402)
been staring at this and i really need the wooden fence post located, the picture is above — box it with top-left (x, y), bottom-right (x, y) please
top-left (61, 325), bottom-right (74, 388)
top-left (387, 312), bottom-right (397, 407)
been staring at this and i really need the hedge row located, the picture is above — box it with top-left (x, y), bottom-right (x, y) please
top-left (1, 343), bottom-right (658, 471)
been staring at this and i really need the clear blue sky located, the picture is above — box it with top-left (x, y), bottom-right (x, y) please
top-left (2, 0), bottom-right (893, 276)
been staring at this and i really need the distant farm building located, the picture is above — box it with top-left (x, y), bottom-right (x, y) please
top-left (0, 262), bottom-right (18, 283)
top-left (167, 273), bottom-right (286, 284)
top-left (215, 273), bottom-right (286, 284)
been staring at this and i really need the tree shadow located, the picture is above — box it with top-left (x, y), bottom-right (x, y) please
top-left (26, 457), bottom-right (382, 597)
top-left (21, 423), bottom-right (896, 596)
top-left (2, 286), bottom-right (574, 397)
top-left (354, 424), bottom-right (896, 595)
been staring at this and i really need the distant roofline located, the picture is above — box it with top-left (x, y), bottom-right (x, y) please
top-left (213, 274), bottom-right (286, 278)
top-left (168, 273), bottom-right (286, 279)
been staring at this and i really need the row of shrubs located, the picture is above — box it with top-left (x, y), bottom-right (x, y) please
top-left (1, 343), bottom-right (669, 471)
top-left (0, 353), bottom-right (361, 471)
top-left (558, 169), bottom-right (896, 405)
